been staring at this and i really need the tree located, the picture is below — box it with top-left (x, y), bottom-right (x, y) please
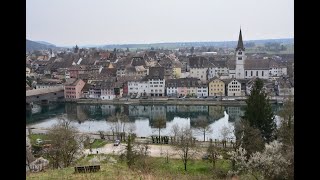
top-left (45, 118), bottom-right (85, 168)
top-left (278, 95), bottom-right (294, 147)
top-left (122, 134), bottom-right (151, 170)
top-left (170, 123), bottom-right (180, 143)
top-left (277, 95), bottom-right (294, 179)
top-left (174, 126), bottom-right (198, 171)
top-left (207, 139), bottom-right (219, 169)
top-left (243, 78), bottom-right (276, 142)
top-left (107, 113), bottom-right (129, 141)
top-left (228, 141), bottom-right (291, 180)
top-left (241, 121), bottom-right (265, 156)
top-left (193, 116), bottom-right (212, 142)
top-left (152, 116), bottom-right (166, 140)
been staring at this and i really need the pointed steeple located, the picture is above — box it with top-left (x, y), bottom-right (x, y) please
top-left (236, 28), bottom-right (245, 51)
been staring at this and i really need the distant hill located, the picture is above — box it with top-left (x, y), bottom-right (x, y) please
top-left (98, 38), bottom-right (294, 50)
top-left (26, 39), bottom-right (57, 52)
top-left (35, 41), bottom-right (56, 46)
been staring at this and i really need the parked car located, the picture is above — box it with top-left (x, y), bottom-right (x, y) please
top-left (114, 139), bottom-right (120, 146)
top-left (36, 138), bottom-right (43, 144)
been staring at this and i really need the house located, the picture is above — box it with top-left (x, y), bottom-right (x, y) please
top-left (127, 77), bottom-right (149, 97)
top-left (166, 79), bottom-right (179, 97)
top-left (197, 83), bottom-right (208, 97)
top-left (148, 67), bottom-right (165, 97)
top-left (189, 56), bottom-right (211, 82)
top-left (158, 57), bottom-right (173, 80)
top-left (208, 77), bottom-right (225, 97)
top-left (173, 77), bottom-right (201, 97)
top-left (224, 79), bottom-right (242, 96)
top-left (172, 60), bottom-right (183, 78)
top-left (36, 79), bottom-right (64, 89)
top-left (64, 79), bottom-right (86, 99)
top-left (208, 60), bottom-right (229, 80)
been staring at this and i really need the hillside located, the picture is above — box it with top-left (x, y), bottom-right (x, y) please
top-left (26, 39), bottom-right (56, 52)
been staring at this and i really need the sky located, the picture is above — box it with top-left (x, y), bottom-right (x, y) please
top-left (26, 0), bottom-right (294, 47)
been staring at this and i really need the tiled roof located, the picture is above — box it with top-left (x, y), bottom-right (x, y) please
top-left (148, 67), bottom-right (165, 79)
top-left (244, 59), bottom-right (270, 70)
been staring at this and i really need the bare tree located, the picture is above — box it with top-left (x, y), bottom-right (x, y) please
top-left (152, 116), bottom-right (166, 140)
top-left (174, 126), bottom-right (198, 171)
top-left (107, 113), bottom-right (129, 141)
top-left (193, 116), bottom-right (212, 142)
top-left (127, 123), bottom-right (136, 134)
top-left (220, 125), bottom-right (233, 140)
top-left (207, 139), bottom-right (219, 169)
top-left (171, 123), bottom-right (180, 143)
top-left (45, 118), bottom-right (85, 168)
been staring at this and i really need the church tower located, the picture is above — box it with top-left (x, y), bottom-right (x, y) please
top-left (235, 28), bottom-right (246, 79)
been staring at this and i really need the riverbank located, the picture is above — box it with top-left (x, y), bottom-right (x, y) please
top-left (66, 98), bottom-right (250, 106)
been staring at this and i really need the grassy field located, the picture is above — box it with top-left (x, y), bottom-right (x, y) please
top-left (26, 154), bottom-right (237, 180)
top-left (28, 134), bottom-right (49, 145)
top-left (85, 139), bottom-right (108, 149)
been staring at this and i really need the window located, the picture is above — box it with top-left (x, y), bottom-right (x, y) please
top-left (245, 71), bottom-right (247, 76)
top-left (262, 71), bottom-right (264, 76)
top-left (256, 71), bottom-right (258, 76)
top-left (238, 51), bottom-right (242, 55)
top-left (238, 57), bottom-right (242, 60)
top-left (251, 71), bottom-right (253, 76)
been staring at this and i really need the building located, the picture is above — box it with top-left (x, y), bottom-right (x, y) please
top-left (189, 56), bottom-right (210, 82)
top-left (166, 79), bottom-right (178, 97)
top-left (148, 67), bottom-right (165, 97)
top-left (197, 83), bottom-right (208, 97)
top-left (208, 77), bottom-right (225, 97)
top-left (168, 78), bottom-right (201, 97)
top-left (36, 79), bottom-right (64, 89)
top-left (225, 79), bottom-right (242, 96)
top-left (128, 78), bottom-right (149, 97)
top-left (235, 29), bottom-right (246, 79)
top-left (64, 79), bottom-right (85, 99)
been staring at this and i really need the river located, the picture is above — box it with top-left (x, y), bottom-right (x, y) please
top-left (26, 103), bottom-right (282, 141)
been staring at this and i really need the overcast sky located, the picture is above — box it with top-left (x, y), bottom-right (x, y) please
top-left (26, 0), bottom-right (293, 47)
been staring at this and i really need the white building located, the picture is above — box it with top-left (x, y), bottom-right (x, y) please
top-left (226, 79), bottom-right (242, 96)
top-left (235, 29), bottom-right (246, 79)
top-left (148, 67), bottom-right (165, 97)
top-left (128, 80), bottom-right (149, 97)
top-left (197, 85), bottom-right (208, 97)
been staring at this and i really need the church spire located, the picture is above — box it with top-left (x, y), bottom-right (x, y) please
top-left (236, 28), bottom-right (245, 51)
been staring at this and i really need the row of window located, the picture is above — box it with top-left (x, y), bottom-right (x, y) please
top-left (210, 89), bottom-right (223, 91)
top-left (150, 85), bottom-right (163, 87)
top-left (211, 84), bottom-right (223, 87)
top-left (151, 90), bottom-right (162, 92)
top-left (229, 89), bottom-right (240, 91)
top-left (65, 87), bottom-right (76, 90)
top-left (66, 95), bottom-right (76, 98)
top-left (245, 71), bottom-right (264, 77)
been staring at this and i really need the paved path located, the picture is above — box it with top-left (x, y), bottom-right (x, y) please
top-left (83, 143), bottom-right (206, 159)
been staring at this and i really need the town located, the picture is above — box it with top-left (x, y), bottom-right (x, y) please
top-left (26, 29), bottom-right (294, 104)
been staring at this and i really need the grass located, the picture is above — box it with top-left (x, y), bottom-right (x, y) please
top-left (85, 139), bottom-right (108, 149)
top-left (27, 154), bottom-right (233, 180)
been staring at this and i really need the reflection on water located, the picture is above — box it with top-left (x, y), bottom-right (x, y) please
top-left (26, 103), bottom-right (281, 140)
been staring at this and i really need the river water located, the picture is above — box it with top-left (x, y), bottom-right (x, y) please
top-left (26, 103), bottom-right (282, 141)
